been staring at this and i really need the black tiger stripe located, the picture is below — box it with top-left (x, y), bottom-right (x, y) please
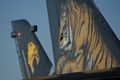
top-left (94, 33), bottom-right (100, 49)
top-left (110, 55), bottom-right (113, 68)
top-left (85, 8), bottom-right (91, 45)
top-left (105, 50), bottom-right (108, 68)
top-left (98, 47), bottom-right (104, 64)
top-left (76, 52), bottom-right (84, 66)
top-left (93, 41), bottom-right (103, 67)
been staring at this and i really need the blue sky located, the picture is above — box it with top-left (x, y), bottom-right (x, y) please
top-left (0, 0), bottom-right (120, 80)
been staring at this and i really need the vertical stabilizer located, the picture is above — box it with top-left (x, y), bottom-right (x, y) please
top-left (11, 19), bottom-right (52, 79)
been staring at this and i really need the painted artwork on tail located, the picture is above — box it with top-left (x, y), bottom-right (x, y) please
top-left (11, 19), bottom-right (53, 79)
top-left (47, 0), bottom-right (120, 74)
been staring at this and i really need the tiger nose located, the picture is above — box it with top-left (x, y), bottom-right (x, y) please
top-left (59, 33), bottom-right (63, 41)
top-left (60, 36), bottom-right (63, 41)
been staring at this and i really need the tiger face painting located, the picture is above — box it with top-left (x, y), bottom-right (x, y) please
top-left (28, 42), bottom-right (40, 74)
top-left (57, 0), bottom-right (120, 74)
top-left (59, 4), bottom-right (73, 51)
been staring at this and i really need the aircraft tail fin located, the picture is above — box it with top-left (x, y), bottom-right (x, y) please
top-left (11, 19), bottom-right (52, 79)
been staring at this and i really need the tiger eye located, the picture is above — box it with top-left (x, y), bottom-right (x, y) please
top-left (64, 29), bottom-right (67, 35)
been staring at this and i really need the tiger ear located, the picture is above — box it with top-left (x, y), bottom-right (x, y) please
top-left (66, 0), bottom-right (75, 8)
